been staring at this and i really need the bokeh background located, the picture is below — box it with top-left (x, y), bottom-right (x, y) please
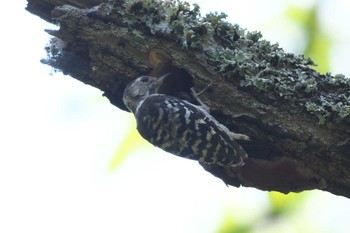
top-left (1, 1), bottom-right (350, 232)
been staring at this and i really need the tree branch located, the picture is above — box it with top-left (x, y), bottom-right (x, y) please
top-left (26, 0), bottom-right (350, 198)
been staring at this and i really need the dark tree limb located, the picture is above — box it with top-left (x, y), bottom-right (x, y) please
top-left (26, 0), bottom-right (350, 198)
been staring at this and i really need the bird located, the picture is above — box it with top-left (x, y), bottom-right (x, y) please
top-left (122, 74), bottom-right (249, 167)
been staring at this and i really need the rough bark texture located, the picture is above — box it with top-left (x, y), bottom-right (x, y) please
top-left (26, 0), bottom-right (350, 198)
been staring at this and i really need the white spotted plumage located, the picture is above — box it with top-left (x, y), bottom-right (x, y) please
top-left (123, 75), bottom-right (249, 167)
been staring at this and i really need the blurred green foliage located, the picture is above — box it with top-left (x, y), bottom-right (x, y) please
top-left (287, 4), bottom-right (331, 73)
top-left (109, 120), bottom-right (150, 171)
top-left (268, 191), bottom-right (308, 217)
top-left (217, 213), bottom-right (252, 233)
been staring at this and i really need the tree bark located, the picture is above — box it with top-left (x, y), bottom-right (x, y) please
top-left (26, 0), bottom-right (350, 198)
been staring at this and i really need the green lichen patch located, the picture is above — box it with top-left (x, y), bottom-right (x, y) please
top-left (122, 0), bottom-right (209, 48)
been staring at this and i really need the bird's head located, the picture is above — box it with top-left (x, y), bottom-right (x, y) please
top-left (123, 74), bottom-right (169, 113)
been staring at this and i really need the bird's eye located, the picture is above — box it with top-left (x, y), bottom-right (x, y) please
top-left (140, 76), bottom-right (149, 83)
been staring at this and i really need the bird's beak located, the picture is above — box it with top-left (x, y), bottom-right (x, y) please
top-left (154, 72), bottom-right (171, 90)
